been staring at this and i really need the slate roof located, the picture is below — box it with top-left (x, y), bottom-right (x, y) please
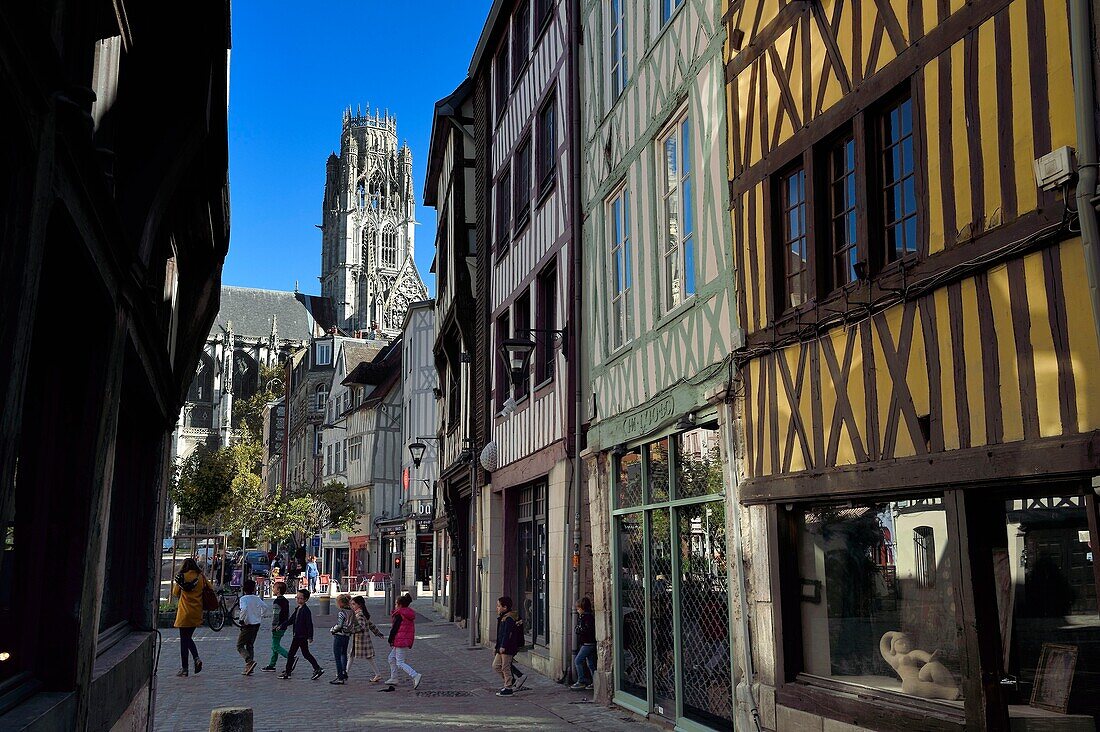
top-left (341, 341), bottom-right (386, 371)
top-left (211, 286), bottom-right (317, 341)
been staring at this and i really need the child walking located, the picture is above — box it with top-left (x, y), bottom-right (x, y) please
top-left (236, 579), bottom-right (265, 675)
top-left (493, 596), bottom-right (523, 696)
top-left (328, 594), bottom-right (355, 685)
top-left (385, 593), bottom-right (422, 688)
top-left (571, 596), bottom-right (597, 690)
top-left (348, 595), bottom-right (385, 681)
top-left (278, 589), bottom-right (324, 680)
top-left (262, 581), bottom-right (290, 671)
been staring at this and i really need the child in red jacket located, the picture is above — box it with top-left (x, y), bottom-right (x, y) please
top-left (385, 593), bottom-right (422, 688)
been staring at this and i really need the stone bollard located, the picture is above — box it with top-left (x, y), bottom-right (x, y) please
top-left (209, 707), bottom-right (253, 732)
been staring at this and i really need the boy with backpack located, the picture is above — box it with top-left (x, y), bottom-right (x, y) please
top-left (493, 596), bottom-right (524, 696)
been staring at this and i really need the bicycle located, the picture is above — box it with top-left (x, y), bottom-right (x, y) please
top-left (206, 584), bottom-right (242, 632)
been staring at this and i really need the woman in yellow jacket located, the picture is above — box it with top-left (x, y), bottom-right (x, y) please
top-left (172, 558), bottom-right (208, 677)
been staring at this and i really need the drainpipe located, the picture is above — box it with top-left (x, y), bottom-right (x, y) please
top-left (566, 0), bottom-right (585, 684)
top-left (724, 398), bottom-right (762, 732)
top-left (1071, 0), bottom-right (1100, 352)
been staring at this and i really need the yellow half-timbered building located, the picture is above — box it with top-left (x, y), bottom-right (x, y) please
top-left (725, 0), bottom-right (1100, 729)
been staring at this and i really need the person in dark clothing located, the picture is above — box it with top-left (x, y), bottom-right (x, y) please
top-left (493, 596), bottom-right (523, 696)
top-left (262, 581), bottom-right (290, 671)
top-left (571, 596), bottom-right (597, 690)
top-left (278, 589), bottom-right (324, 680)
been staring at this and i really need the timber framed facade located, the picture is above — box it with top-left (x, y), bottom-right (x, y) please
top-left (579, 0), bottom-right (740, 729)
top-left (725, 0), bottom-right (1100, 729)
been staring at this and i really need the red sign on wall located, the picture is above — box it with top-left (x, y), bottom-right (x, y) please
top-left (402, 467), bottom-right (410, 491)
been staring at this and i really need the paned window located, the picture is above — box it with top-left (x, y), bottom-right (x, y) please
top-left (314, 431), bottom-right (323, 456)
top-left (767, 83), bottom-right (920, 317)
top-left (495, 41), bottom-right (510, 121)
top-left (496, 170), bottom-right (511, 249)
top-left (315, 384), bottom-right (328, 412)
top-left (349, 437), bottom-right (362, 462)
top-left (341, 439), bottom-right (348, 472)
top-left (608, 188), bottom-right (633, 348)
top-left (536, 261), bottom-right (557, 384)
top-left (608, 0), bottom-right (627, 101)
top-left (514, 135), bottom-right (532, 229)
top-left (513, 1), bottom-right (530, 80)
top-left (877, 95), bottom-right (917, 263)
top-left (825, 134), bottom-right (858, 290)
top-left (315, 340), bottom-right (332, 366)
top-left (517, 482), bottom-right (549, 646)
top-left (661, 0), bottom-right (685, 24)
top-left (327, 443), bottom-right (334, 474)
top-left (538, 94), bottom-right (556, 193)
top-left (776, 166), bottom-right (809, 312)
top-left (659, 115), bottom-right (695, 311)
top-left (514, 289), bottom-right (531, 400)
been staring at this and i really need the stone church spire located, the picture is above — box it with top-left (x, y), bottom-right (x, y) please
top-left (319, 105), bottom-right (427, 338)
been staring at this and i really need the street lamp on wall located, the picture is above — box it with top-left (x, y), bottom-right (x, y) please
top-left (498, 327), bottom-right (568, 389)
top-left (408, 435), bottom-right (440, 468)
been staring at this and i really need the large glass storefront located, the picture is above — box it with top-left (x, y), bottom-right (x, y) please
top-left (612, 425), bottom-right (734, 730)
top-left (778, 486), bottom-right (1100, 728)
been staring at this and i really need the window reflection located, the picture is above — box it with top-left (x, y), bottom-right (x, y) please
top-left (798, 497), bottom-right (964, 703)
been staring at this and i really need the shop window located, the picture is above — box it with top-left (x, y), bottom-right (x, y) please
top-left (998, 493), bottom-right (1099, 722)
top-left (611, 424), bottom-right (731, 728)
top-left (517, 482), bottom-right (548, 646)
top-left (795, 496), bottom-right (965, 703)
top-left (677, 501), bottom-right (732, 727)
top-left (616, 511), bottom-right (648, 698)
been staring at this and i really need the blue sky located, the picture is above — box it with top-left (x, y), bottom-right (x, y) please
top-left (224, 1), bottom-right (493, 297)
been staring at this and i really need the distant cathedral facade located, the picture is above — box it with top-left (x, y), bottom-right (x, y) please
top-left (321, 106), bottom-right (427, 338)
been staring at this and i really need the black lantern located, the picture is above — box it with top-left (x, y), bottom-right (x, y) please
top-left (408, 441), bottom-right (427, 468)
top-left (499, 335), bottom-right (536, 388)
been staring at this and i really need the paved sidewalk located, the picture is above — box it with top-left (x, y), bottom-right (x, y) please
top-left (153, 598), bottom-right (653, 731)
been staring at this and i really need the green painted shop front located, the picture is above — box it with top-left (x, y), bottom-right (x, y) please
top-left (609, 414), bottom-right (736, 731)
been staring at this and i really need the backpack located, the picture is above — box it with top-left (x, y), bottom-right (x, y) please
top-left (510, 616), bottom-right (526, 650)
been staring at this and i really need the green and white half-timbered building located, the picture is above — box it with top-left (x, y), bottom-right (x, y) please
top-left (578, 0), bottom-right (739, 729)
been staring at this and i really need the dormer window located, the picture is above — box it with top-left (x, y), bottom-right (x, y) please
top-left (315, 340), bottom-right (332, 366)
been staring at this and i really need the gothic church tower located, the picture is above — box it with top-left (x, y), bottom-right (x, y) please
top-left (321, 105), bottom-right (427, 337)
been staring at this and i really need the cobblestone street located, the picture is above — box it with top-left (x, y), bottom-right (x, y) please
top-left (153, 598), bottom-right (653, 731)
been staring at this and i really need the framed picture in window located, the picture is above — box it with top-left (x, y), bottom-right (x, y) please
top-left (1029, 643), bottom-right (1078, 714)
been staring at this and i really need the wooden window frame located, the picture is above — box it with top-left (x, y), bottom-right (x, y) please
top-left (772, 161), bottom-right (810, 315)
top-left (535, 260), bottom-right (557, 386)
top-left (495, 168), bottom-right (512, 254)
top-left (537, 93), bottom-right (557, 196)
top-left (514, 133), bottom-right (532, 232)
top-left (513, 0), bottom-right (530, 84)
top-left (870, 90), bottom-right (919, 271)
top-left (816, 126), bottom-right (860, 294)
top-left (607, 0), bottom-right (627, 104)
top-left (514, 289), bottom-right (531, 401)
top-left (607, 185), bottom-right (633, 349)
top-left (657, 111), bottom-right (695, 313)
top-left (765, 81), bottom-right (921, 324)
top-left (495, 311), bottom-right (510, 408)
top-left (495, 40), bottom-right (510, 123)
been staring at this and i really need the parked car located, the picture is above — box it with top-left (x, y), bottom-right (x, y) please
top-left (162, 538), bottom-right (175, 553)
top-left (241, 549), bottom-right (271, 578)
